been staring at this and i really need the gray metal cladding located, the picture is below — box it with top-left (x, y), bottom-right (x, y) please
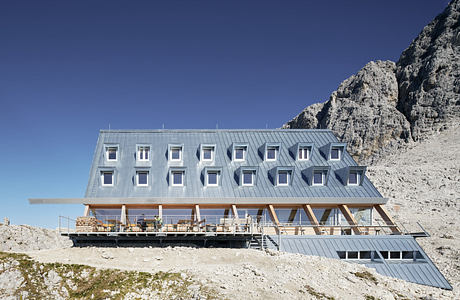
top-left (85, 129), bottom-right (383, 200)
top-left (267, 235), bottom-right (452, 290)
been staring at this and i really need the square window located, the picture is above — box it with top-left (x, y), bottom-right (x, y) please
top-left (330, 147), bottom-right (341, 160)
top-left (171, 147), bottom-right (182, 161)
top-left (360, 251), bottom-right (371, 259)
top-left (390, 251), bottom-right (401, 259)
top-left (138, 146), bottom-right (150, 161)
top-left (379, 251), bottom-right (389, 259)
top-left (137, 172), bottom-right (148, 186)
top-left (243, 171), bottom-right (254, 186)
top-left (234, 148), bottom-right (245, 161)
top-left (347, 251), bottom-right (358, 259)
top-left (348, 172), bottom-right (359, 185)
top-left (298, 147), bottom-right (310, 160)
top-left (278, 171), bottom-right (289, 185)
top-left (313, 171), bottom-right (324, 185)
top-left (202, 147), bottom-right (213, 161)
top-left (106, 147), bottom-right (118, 161)
top-left (207, 172), bottom-right (218, 186)
top-left (266, 147), bottom-right (277, 160)
top-left (102, 172), bottom-right (113, 186)
top-left (172, 172), bottom-right (183, 186)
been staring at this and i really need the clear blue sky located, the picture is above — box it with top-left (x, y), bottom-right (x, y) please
top-left (0, 0), bottom-right (449, 228)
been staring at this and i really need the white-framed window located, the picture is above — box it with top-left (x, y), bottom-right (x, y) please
top-left (233, 147), bottom-right (246, 161)
top-left (330, 147), bottom-right (342, 160)
top-left (101, 171), bottom-right (114, 186)
top-left (266, 147), bottom-right (278, 161)
top-left (277, 171), bottom-right (290, 186)
top-left (171, 171), bottom-right (184, 186)
top-left (137, 146), bottom-right (150, 161)
top-left (338, 251), bottom-right (372, 260)
top-left (170, 147), bottom-right (182, 161)
top-left (298, 147), bottom-right (310, 160)
top-left (201, 147), bottom-right (214, 162)
top-left (105, 146), bottom-right (118, 161)
top-left (313, 171), bottom-right (325, 186)
top-left (348, 171), bottom-right (360, 185)
top-left (136, 171), bottom-right (149, 186)
top-left (242, 171), bottom-right (254, 186)
top-left (206, 171), bottom-right (219, 186)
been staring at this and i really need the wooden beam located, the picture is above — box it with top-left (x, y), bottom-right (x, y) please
top-left (302, 205), bottom-right (321, 235)
top-left (83, 205), bottom-right (90, 217)
top-left (257, 208), bottom-right (264, 223)
top-left (288, 209), bottom-right (297, 223)
top-left (319, 209), bottom-right (332, 224)
top-left (158, 205), bottom-right (163, 220)
top-left (267, 205), bottom-right (280, 234)
top-left (231, 205), bottom-right (239, 221)
top-left (338, 205), bottom-right (361, 235)
top-left (374, 204), bottom-right (402, 234)
top-left (224, 208), bottom-right (230, 218)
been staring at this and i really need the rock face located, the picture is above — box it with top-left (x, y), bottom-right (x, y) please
top-left (284, 0), bottom-right (460, 163)
top-left (397, 0), bottom-right (460, 140)
top-left (0, 225), bottom-right (72, 251)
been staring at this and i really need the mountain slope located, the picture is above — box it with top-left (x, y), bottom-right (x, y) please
top-left (284, 0), bottom-right (460, 163)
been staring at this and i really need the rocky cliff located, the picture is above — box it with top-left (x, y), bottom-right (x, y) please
top-left (283, 0), bottom-right (460, 163)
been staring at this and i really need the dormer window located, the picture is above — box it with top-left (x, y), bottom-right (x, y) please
top-left (172, 171), bottom-right (184, 186)
top-left (242, 171), bottom-right (254, 186)
top-left (105, 146), bottom-right (118, 161)
top-left (313, 171), bottom-right (326, 186)
top-left (266, 147), bottom-right (278, 161)
top-left (234, 147), bottom-right (246, 161)
top-left (348, 171), bottom-right (360, 186)
top-left (206, 170), bottom-right (220, 187)
top-left (200, 145), bottom-right (215, 162)
top-left (298, 147), bottom-right (310, 160)
top-left (170, 147), bottom-right (182, 161)
top-left (330, 147), bottom-right (342, 161)
top-left (101, 171), bottom-right (114, 186)
top-left (137, 146), bottom-right (150, 161)
top-left (136, 171), bottom-right (149, 186)
top-left (277, 171), bottom-right (290, 186)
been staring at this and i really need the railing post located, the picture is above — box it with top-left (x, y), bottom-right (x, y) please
top-left (58, 216), bottom-right (61, 234)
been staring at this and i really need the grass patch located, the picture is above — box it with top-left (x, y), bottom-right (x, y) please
top-left (353, 271), bottom-right (378, 285)
top-left (304, 284), bottom-right (335, 300)
top-left (0, 251), bottom-right (219, 299)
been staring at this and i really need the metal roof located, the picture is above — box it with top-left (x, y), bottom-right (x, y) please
top-left (81, 129), bottom-right (384, 203)
top-left (266, 235), bottom-right (452, 290)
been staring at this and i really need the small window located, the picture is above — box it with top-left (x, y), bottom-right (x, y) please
top-left (207, 171), bottom-right (219, 186)
top-left (330, 147), bottom-right (341, 160)
top-left (313, 171), bottom-right (324, 186)
top-left (277, 171), bottom-right (290, 186)
top-left (137, 146), bottom-right (150, 161)
top-left (360, 251), bottom-right (371, 259)
top-left (347, 251), bottom-right (359, 259)
top-left (234, 147), bottom-right (246, 161)
top-left (390, 251), bottom-right (401, 259)
top-left (202, 147), bottom-right (214, 161)
top-left (172, 171), bottom-right (184, 186)
top-left (170, 147), bottom-right (182, 161)
top-left (298, 147), bottom-right (310, 160)
top-left (348, 171), bottom-right (360, 185)
top-left (242, 171), bottom-right (254, 186)
top-left (101, 171), bottom-right (114, 186)
top-left (379, 251), bottom-right (389, 259)
top-left (266, 147), bottom-right (277, 161)
top-left (337, 251), bottom-right (346, 259)
top-left (106, 147), bottom-right (118, 161)
top-left (136, 171), bottom-right (148, 186)
top-left (402, 251), bottom-right (414, 260)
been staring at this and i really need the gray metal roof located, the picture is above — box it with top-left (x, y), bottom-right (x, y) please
top-left (83, 129), bottom-right (384, 202)
top-left (266, 235), bottom-right (452, 290)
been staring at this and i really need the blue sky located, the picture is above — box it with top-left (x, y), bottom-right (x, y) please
top-left (0, 0), bottom-right (449, 228)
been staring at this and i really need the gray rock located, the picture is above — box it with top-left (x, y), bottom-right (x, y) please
top-left (284, 0), bottom-right (460, 163)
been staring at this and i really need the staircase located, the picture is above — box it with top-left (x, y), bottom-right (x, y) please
top-left (248, 234), bottom-right (265, 250)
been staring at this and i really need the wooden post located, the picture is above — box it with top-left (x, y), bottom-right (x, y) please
top-left (338, 205), bottom-right (361, 235)
top-left (267, 205), bottom-right (280, 234)
top-left (224, 208), bottom-right (230, 218)
top-left (83, 205), bottom-right (90, 217)
top-left (195, 204), bottom-right (201, 222)
top-left (302, 205), bottom-right (321, 235)
top-left (374, 204), bottom-right (402, 234)
top-left (232, 204), bottom-right (240, 230)
top-left (158, 205), bottom-right (163, 220)
top-left (256, 208), bottom-right (264, 223)
top-left (121, 205), bottom-right (126, 232)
